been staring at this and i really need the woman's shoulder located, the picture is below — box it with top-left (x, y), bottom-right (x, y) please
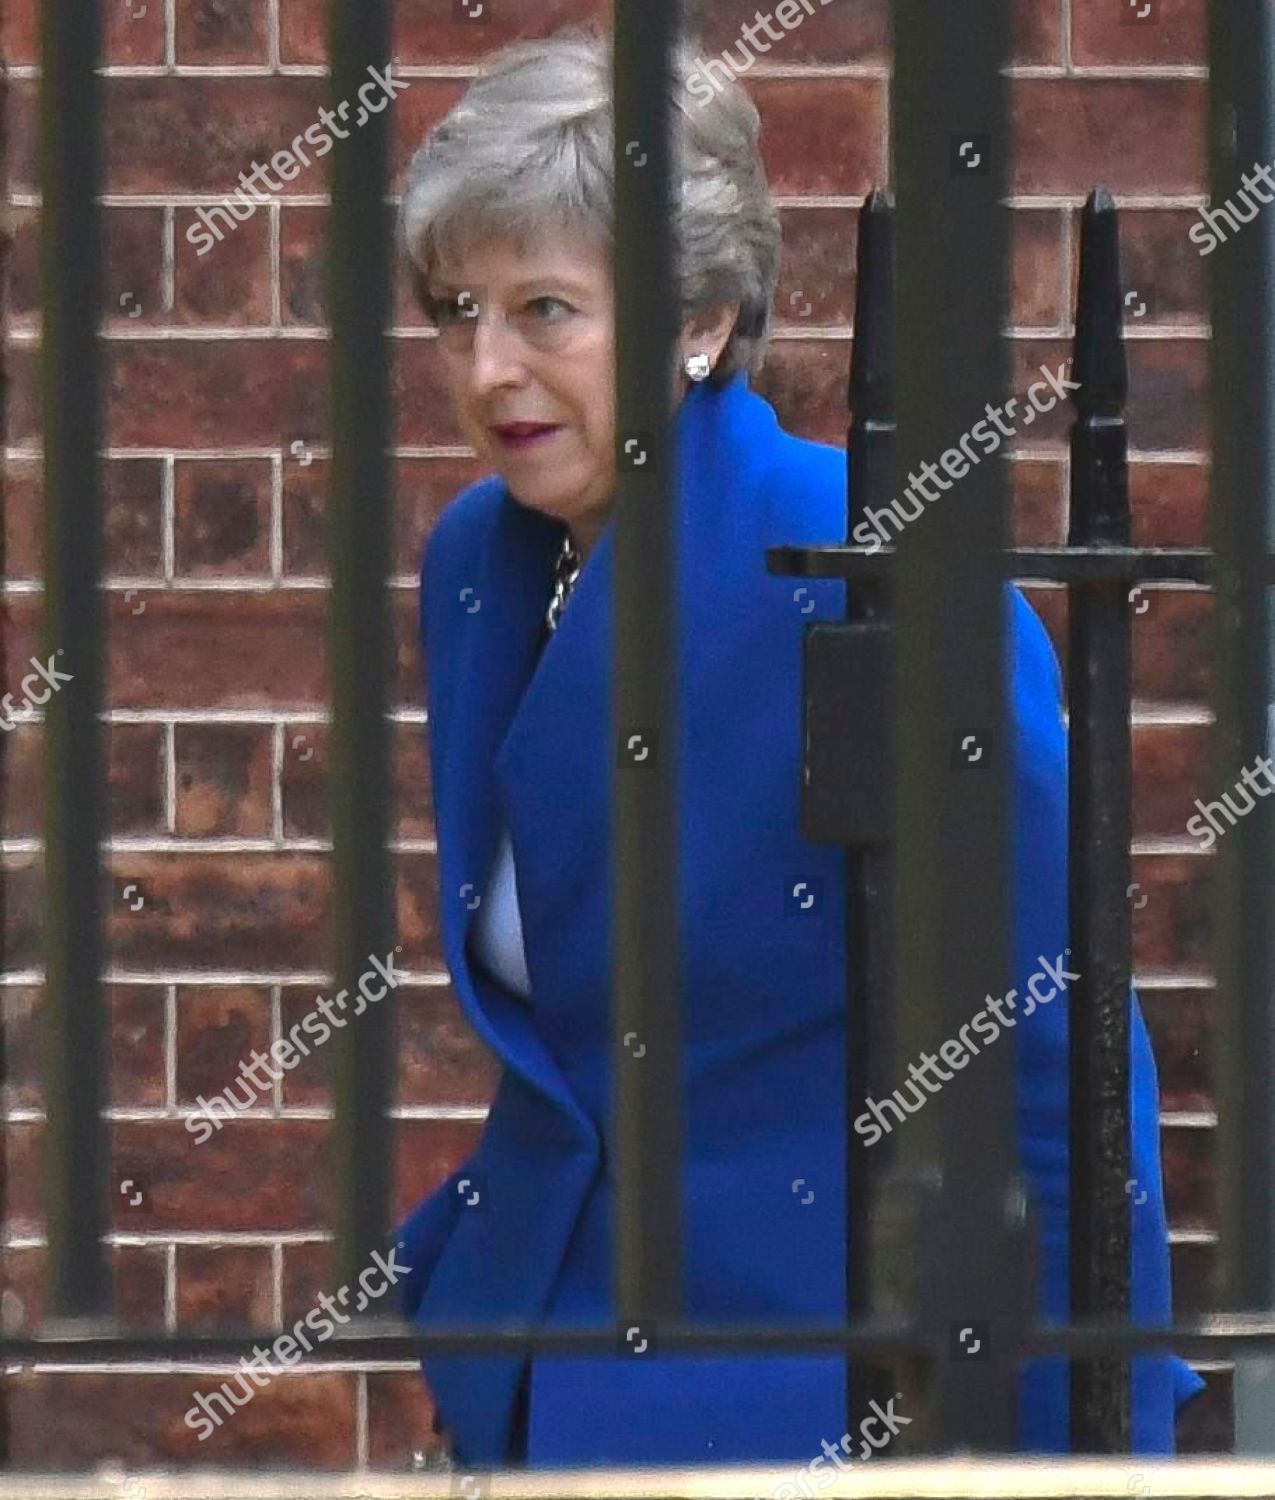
top-left (759, 423), bottom-right (849, 545)
top-left (418, 473), bottom-right (508, 589)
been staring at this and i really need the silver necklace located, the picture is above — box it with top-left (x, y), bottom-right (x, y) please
top-left (545, 531), bottom-right (581, 634)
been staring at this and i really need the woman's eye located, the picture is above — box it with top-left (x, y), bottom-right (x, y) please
top-left (527, 296), bottom-right (571, 320)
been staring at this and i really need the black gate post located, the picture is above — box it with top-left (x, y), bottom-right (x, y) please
top-left (889, 0), bottom-right (1025, 1449)
top-left (612, 0), bottom-right (685, 1337)
top-left (1207, 0), bottom-right (1275, 1454)
top-left (1066, 188), bottom-right (1133, 1452)
top-left (40, 0), bottom-right (110, 1324)
top-left (328, 0), bottom-right (397, 1290)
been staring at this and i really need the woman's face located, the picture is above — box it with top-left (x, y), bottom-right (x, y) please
top-left (427, 225), bottom-right (742, 557)
top-left (427, 226), bottom-right (618, 554)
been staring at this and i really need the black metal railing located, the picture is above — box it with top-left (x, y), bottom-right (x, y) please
top-left (770, 183), bottom-right (1215, 1454)
top-left (13, 0), bottom-right (1275, 1478)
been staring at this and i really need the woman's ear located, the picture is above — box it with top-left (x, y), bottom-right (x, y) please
top-left (680, 301), bottom-right (742, 374)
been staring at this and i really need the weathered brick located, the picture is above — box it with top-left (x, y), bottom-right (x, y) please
top-left (366, 1369), bottom-right (445, 1470)
top-left (2, 983), bottom-right (166, 1111)
top-left (1139, 983), bottom-right (1213, 1114)
top-left (1170, 1235), bottom-right (1214, 1315)
top-left (1100, 208), bottom-right (1209, 328)
top-left (3, 1243), bottom-right (168, 1331)
top-left (0, 0), bottom-right (165, 66)
top-left (1130, 851), bottom-right (1210, 973)
top-left (1073, 0), bottom-right (1206, 68)
top-left (174, 205), bottom-right (272, 325)
top-left (1010, 0), bottom-right (1063, 66)
top-left (753, 79), bottom-right (886, 197)
top-left (696, 0), bottom-right (889, 67)
top-left (1133, 720), bottom-right (1210, 839)
top-left (1160, 1120), bottom-right (1214, 1231)
top-left (754, 339), bottom-right (848, 446)
top-left (111, 1118), bottom-right (334, 1233)
top-left (4, 456), bottom-right (165, 580)
top-left (175, 1242), bottom-right (275, 1330)
top-left (280, 454), bottom-right (481, 577)
top-left (6, 206), bottom-right (167, 329)
top-left (775, 206), bottom-right (857, 330)
top-left (6, 1368), bottom-right (358, 1467)
top-left (176, 984), bottom-right (274, 1106)
top-left (281, 0), bottom-right (608, 66)
top-left (3, 855), bottom-right (44, 974)
top-left (105, 853), bottom-right (332, 970)
top-left (1131, 461), bottom-right (1209, 547)
top-left (281, 202), bottom-right (428, 330)
top-left (174, 459), bottom-right (273, 575)
top-left (393, 1118), bottom-right (487, 1229)
top-left (174, 721), bottom-right (274, 835)
top-left (103, 592), bottom-right (331, 710)
top-left (1010, 79), bottom-right (1205, 196)
top-left (175, 0), bottom-right (270, 66)
top-left (3, 720), bottom-right (166, 838)
top-left (1009, 458), bottom-right (1066, 545)
top-left (278, 981), bottom-right (499, 1108)
top-left (280, 719), bottom-right (435, 841)
top-left (1011, 209), bottom-right (1068, 329)
top-left (279, 1239), bottom-right (335, 1323)
top-left (1026, 584), bottom-right (1212, 705)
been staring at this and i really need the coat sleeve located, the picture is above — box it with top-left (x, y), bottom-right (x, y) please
top-left (1007, 584), bottom-right (1205, 1452)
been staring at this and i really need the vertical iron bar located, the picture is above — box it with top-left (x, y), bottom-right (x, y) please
top-left (328, 0), bottom-right (396, 1290)
top-left (40, 0), bottom-right (109, 1318)
top-left (612, 3), bottom-right (683, 1329)
top-left (890, 0), bottom-right (1019, 1447)
top-left (845, 188), bottom-right (896, 1443)
top-left (1207, 0), bottom-right (1275, 1452)
top-left (0, 42), bottom-right (11, 1466)
top-left (1066, 189), bottom-right (1132, 1452)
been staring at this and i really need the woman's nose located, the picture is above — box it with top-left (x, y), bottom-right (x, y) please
top-left (468, 311), bottom-right (527, 393)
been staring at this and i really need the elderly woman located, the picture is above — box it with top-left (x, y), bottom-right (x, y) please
top-left (393, 29), bottom-right (1202, 1469)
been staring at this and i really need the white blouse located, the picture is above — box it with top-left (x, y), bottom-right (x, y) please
top-left (469, 823), bottom-right (533, 1002)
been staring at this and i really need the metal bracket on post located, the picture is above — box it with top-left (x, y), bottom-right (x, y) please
top-left (801, 620), bottom-right (893, 848)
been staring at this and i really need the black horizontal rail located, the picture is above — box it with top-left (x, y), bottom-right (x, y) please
top-left (769, 545), bottom-right (1214, 585)
top-left (12, 1314), bottom-right (1275, 1362)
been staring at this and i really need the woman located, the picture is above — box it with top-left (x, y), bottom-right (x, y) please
top-left (394, 28), bottom-right (1203, 1468)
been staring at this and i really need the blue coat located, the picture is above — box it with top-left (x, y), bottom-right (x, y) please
top-left (398, 372), bottom-right (1203, 1465)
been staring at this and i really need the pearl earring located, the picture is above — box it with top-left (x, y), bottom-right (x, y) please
top-left (684, 352), bottom-right (712, 382)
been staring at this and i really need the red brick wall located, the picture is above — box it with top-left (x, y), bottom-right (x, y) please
top-left (0, 0), bottom-right (1225, 1470)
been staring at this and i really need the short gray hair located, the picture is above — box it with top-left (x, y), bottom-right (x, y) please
top-left (397, 28), bottom-right (782, 383)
